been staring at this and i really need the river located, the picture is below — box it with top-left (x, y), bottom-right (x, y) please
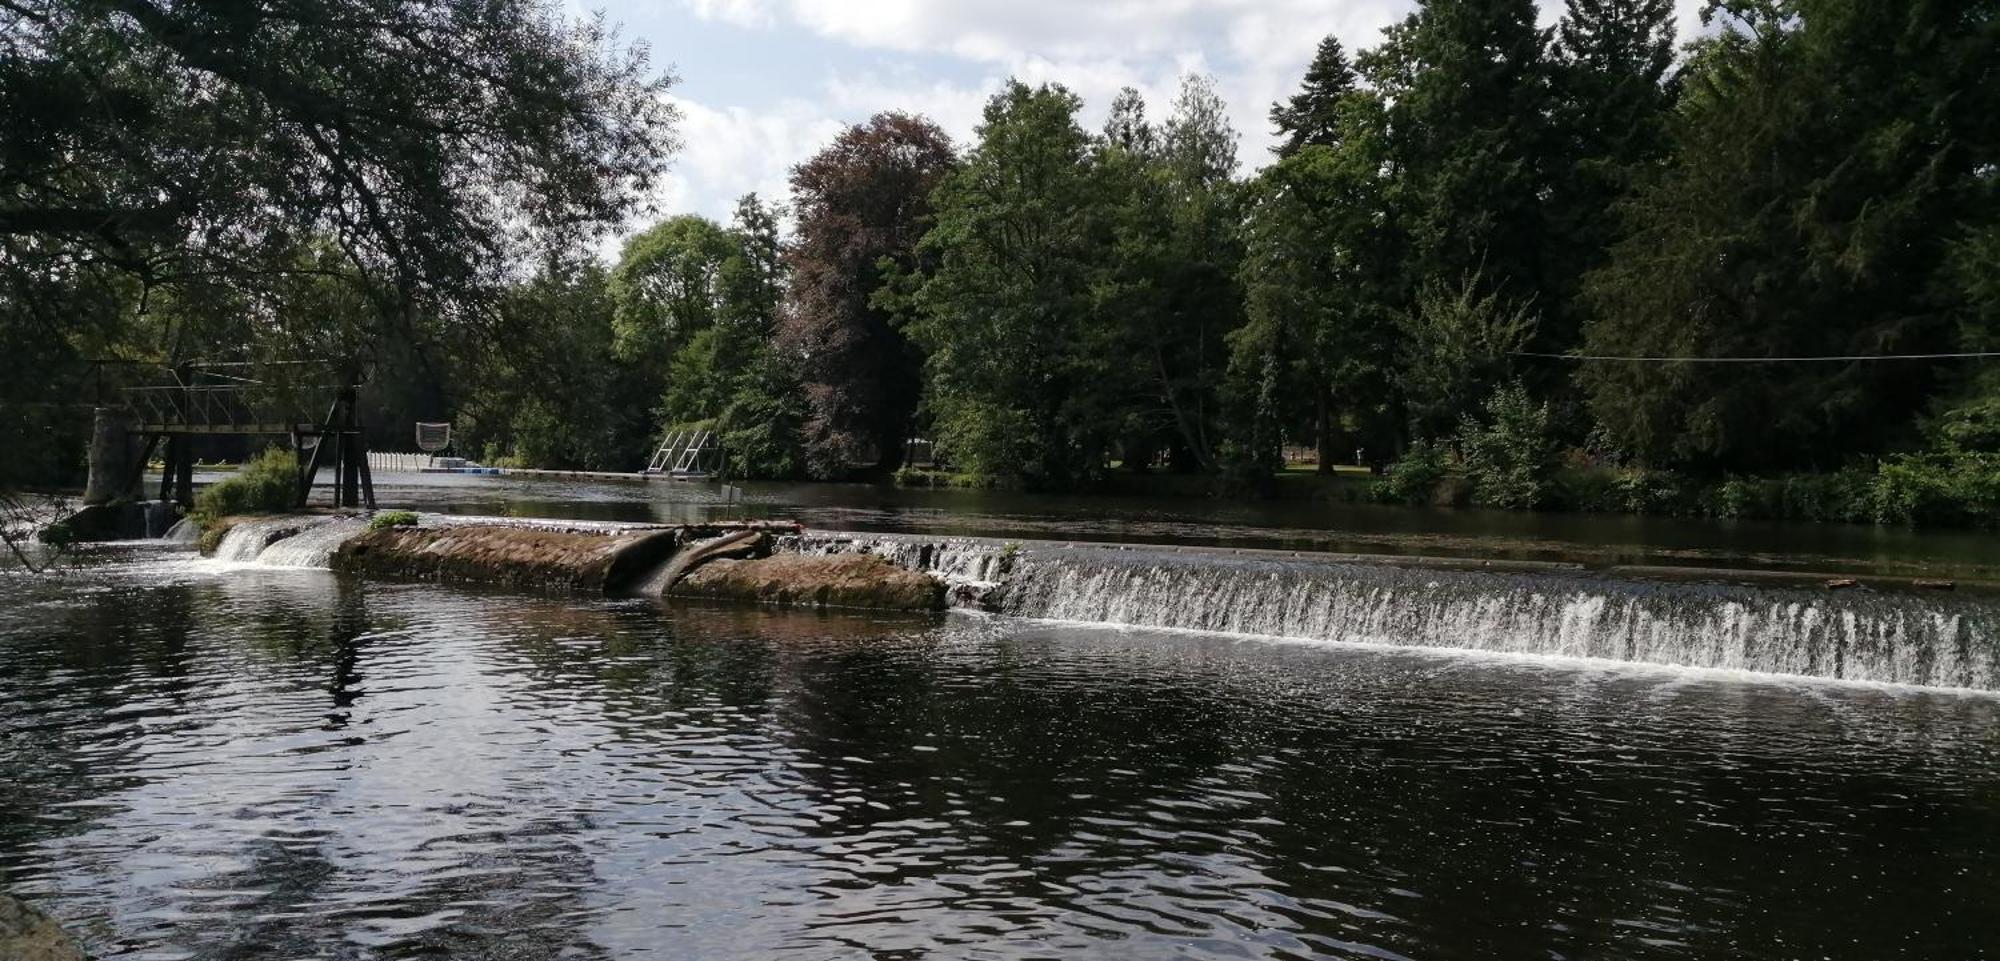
top-left (3, 475), bottom-right (1998, 959)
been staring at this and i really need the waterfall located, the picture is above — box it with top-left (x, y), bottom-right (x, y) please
top-left (801, 533), bottom-right (2000, 690)
top-left (255, 518), bottom-right (372, 568)
top-left (793, 532), bottom-right (1017, 603)
top-left (209, 516), bottom-right (370, 568)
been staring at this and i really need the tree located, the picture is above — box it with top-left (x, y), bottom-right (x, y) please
top-left (1271, 35), bottom-right (1359, 158)
top-left (610, 215), bottom-right (737, 375)
top-left (778, 113), bottom-right (957, 478)
top-left (1579, 0), bottom-right (1999, 469)
top-left (459, 260), bottom-right (653, 470)
top-left (0, 0), bottom-right (675, 485)
top-left (1399, 273), bottom-right (1538, 440)
top-left (1363, 0), bottom-right (1554, 316)
top-left (607, 200), bottom-right (805, 477)
top-left (903, 82), bottom-right (1111, 484)
top-left (1544, 0), bottom-right (1678, 348)
top-left (1094, 75), bottom-right (1245, 473)
top-left (1228, 97), bottom-right (1402, 474)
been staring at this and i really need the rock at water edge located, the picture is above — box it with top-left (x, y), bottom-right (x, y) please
top-left (0, 895), bottom-right (87, 961)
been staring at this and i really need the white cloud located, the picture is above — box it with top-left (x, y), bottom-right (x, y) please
top-left (682, 0), bottom-right (775, 28)
top-left (615, 93), bottom-right (844, 248)
top-left (636, 0), bottom-right (1721, 237)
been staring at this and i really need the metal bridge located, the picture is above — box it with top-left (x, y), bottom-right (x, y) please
top-left (109, 361), bottom-right (375, 509)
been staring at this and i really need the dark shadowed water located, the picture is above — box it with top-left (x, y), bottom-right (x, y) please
top-left (4, 544), bottom-right (1999, 960)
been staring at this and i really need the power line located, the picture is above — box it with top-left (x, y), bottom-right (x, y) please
top-left (1510, 350), bottom-right (2000, 364)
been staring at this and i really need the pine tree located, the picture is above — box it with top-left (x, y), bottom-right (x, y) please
top-left (1579, 0), bottom-right (1997, 469)
top-left (1544, 0), bottom-right (1677, 350)
top-left (1103, 87), bottom-right (1158, 156)
top-left (1270, 36), bottom-right (1358, 158)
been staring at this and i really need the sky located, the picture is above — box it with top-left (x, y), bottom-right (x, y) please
top-left (573, 0), bottom-right (1709, 231)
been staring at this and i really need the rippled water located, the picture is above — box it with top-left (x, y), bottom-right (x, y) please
top-left (5, 546), bottom-right (2000, 960)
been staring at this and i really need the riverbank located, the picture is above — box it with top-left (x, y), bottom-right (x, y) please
top-left (894, 457), bottom-right (2000, 530)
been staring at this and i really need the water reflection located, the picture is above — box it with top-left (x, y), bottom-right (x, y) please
top-left (3, 560), bottom-right (1999, 959)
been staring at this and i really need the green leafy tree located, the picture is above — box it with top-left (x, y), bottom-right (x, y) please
top-left (610, 215), bottom-right (737, 375)
top-left (1095, 75), bottom-right (1244, 473)
top-left (1400, 273), bottom-right (1538, 439)
top-left (459, 261), bottom-right (652, 470)
top-left (1363, 0), bottom-right (1555, 314)
top-left (1544, 0), bottom-right (1678, 348)
top-left (1458, 382), bottom-right (1560, 508)
top-left (0, 0), bottom-right (675, 486)
top-left (1228, 100), bottom-right (1401, 474)
top-left (903, 82), bottom-right (1111, 484)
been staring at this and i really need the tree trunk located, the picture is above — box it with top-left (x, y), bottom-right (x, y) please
top-left (1314, 382), bottom-right (1335, 475)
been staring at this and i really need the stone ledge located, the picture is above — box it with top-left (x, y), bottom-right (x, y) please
top-left (673, 554), bottom-right (947, 611)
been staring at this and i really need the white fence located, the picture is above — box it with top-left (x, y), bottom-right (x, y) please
top-left (367, 452), bottom-right (436, 473)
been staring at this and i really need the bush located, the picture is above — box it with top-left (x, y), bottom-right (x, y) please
top-left (1377, 438), bottom-right (1451, 505)
top-left (1870, 452), bottom-right (2000, 528)
top-left (191, 447), bottom-right (298, 527)
top-left (1458, 384), bottom-right (1559, 510)
top-left (368, 510), bottom-right (420, 532)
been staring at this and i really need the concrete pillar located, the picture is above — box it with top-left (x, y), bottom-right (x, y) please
top-left (83, 407), bottom-right (138, 505)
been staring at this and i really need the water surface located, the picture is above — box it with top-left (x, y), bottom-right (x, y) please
top-left (4, 546), bottom-right (1998, 959)
top-left (254, 470), bottom-right (2000, 582)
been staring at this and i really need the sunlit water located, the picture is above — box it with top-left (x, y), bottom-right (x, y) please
top-left (5, 544), bottom-right (2000, 960)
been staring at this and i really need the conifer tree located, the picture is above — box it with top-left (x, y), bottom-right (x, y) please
top-left (1364, 0), bottom-right (1554, 315)
top-left (1270, 36), bottom-right (1358, 158)
top-left (1544, 0), bottom-right (1677, 349)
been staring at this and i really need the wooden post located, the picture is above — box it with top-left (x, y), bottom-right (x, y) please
top-left (337, 385), bottom-right (361, 508)
top-left (128, 434), bottom-right (162, 502)
top-left (174, 443), bottom-right (194, 508)
top-left (159, 435), bottom-right (178, 503)
top-left (341, 433), bottom-right (359, 508)
top-left (356, 428), bottom-right (376, 510)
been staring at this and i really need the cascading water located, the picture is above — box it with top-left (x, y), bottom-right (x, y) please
top-left (793, 532), bottom-right (1018, 605)
top-left (801, 532), bottom-right (2000, 690)
top-left (209, 516), bottom-right (372, 567)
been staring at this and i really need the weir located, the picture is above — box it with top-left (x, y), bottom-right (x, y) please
top-left (190, 518), bottom-right (2000, 691)
top-left (798, 532), bottom-right (2000, 690)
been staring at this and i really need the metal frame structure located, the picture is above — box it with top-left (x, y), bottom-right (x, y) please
top-left (644, 428), bottom-right (725, 477)
top-left (115, 362), bottom-right (375, 509)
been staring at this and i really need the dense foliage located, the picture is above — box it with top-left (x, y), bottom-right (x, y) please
top-left (1, 0), bottom-right (676, 485)
top-left (191, 447), bottom-right (300, 527)
top-left (8, 0), bottom-right (1998, 528)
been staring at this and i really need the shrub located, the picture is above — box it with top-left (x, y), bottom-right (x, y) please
top-left (1458, 384), bottom-right (1559, 510)
top-left (1871, 452), bottom-right (2000, 528)
top-left (191, 447), bottom-right (298, 527)
top-left (368, 510), bottom-right (420, 532)
top-left (1378, 438), bottom-right (1451, 505)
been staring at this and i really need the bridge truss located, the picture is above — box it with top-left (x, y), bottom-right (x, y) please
top-left (114, 362), bottom-right (375, 509)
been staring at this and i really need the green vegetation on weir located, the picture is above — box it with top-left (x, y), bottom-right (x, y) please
top-left (190, 448), bottom-right (300, 529)
top-left (4, 0), bottom-right (1997, 528)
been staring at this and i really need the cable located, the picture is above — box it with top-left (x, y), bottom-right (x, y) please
top-left (1510, 350), bottom-right (2000, 364)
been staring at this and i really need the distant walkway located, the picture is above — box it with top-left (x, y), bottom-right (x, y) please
top-left (366, 453), bottom-right (703, 483)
